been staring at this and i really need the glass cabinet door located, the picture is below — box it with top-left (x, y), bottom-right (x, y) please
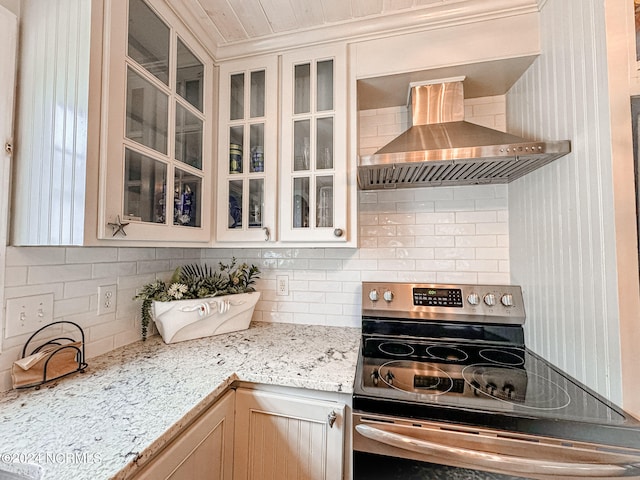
top-left (102, 0), bottom-right (212, 242)
top-left (217, 55), bottom-right (278, 242)
top-left (281, 44), bottom-right (347, 243)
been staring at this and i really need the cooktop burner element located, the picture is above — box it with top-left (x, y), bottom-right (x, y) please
top-left (479, 348), bottom-right (525, 366)
top-left (378, 342), bottom-right (414, 356)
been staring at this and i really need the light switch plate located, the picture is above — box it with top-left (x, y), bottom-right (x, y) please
top-left (5, 293), bottom-right (54, 338)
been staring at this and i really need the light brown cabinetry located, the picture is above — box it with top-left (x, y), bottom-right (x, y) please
top-left (233, 388), bottom-right (345, 480)
top-left (131, 390), bottom-right (234, 480)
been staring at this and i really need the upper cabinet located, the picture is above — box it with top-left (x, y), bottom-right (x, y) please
top-left (214, 43), bottom-right (356, 247)
top-left (99, 0), bottom-right (214, 243)
top-left (216, 56), bottom-right (278, 243)
top-left (11, 0), bottom-right (214, 246)
top-left (279, 44), bottom-right (349, 243)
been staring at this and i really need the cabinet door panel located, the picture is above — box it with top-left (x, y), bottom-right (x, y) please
top-left (217, 55), bottom-right (278, 243)
top-left (101, 0), bottom-right (212, 243)
top-left (131, 390), bottom-right (234, 480)
top-left (234, 389), bottom-right (344, 480)
top-left (280, 44), bottom-right (348, 243)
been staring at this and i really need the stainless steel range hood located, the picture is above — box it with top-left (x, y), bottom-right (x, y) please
top-left (357, 78), bottom-right (571, 190)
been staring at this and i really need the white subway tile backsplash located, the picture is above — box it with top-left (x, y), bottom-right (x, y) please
top-left (455, 260), bottom-right (499, 272)
top-left (416, 259), bottom-right (456, 271)
top-left (434, 200), bottom-right (476, 212)
top-left (92, 261), bottom-right (137, 279)
top-left (378, 213), bottom-right (416, 225)
top-left (377, 236), bottom-right (416, 248)
top-left (434, 247), bottom-right (475, 259)
top-left (437, 271), bottom-right (478, 284)
top-left (415, 236), bottom-right (455, 247)
top-left (117, 247), bottom-right (156, 262)
top-left (396, 225), bottom-right (435, 236)
top-left (456, 211), bottom-right (497, 224)
top-left (4, 267), bottom-right (27, 287)
top-left (455, 236), bottom-right (498, 247)
top-left (415, 212), bottom-right (456, 224)
top-left (28, 264), bottom-right (92, 284)
top-left (396, 201), bottom-right (435, 213)
top-left (5, 247), bottom-right (66, 266)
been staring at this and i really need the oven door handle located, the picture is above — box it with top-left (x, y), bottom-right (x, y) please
top-left (355, 424), bottom-right (640, 477)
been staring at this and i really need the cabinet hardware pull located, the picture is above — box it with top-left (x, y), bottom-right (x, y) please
top-left (333, 228), bottom-right (344, 238)
top-left (263, 227), bottom-right (270, 241)
top-left (327, 411), bottom-right (337, 428)
top-left (4, 142), bottom-right (12, 155)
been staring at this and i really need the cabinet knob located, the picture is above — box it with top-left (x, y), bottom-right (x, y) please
top-left (263, 227), bottom-right (270, 241)
top-left (333, 228), bottom-right (344, 238)
top-left (327, 410), bottom-right (337, 428)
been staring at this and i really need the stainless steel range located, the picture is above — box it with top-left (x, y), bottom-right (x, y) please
top-left (352, 282), bottom-right (640, 479)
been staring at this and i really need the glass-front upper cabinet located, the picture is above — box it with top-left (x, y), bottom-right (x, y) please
top-left (280, 44), bottom-right (348, 243)
top-left (217, 55), bottom-right (278, 243)
top-left (100, 0), bottom-right (213, 243)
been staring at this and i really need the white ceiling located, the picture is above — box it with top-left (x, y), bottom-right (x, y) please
top-left (186, 0), bottom-right (471, 46)
top-left (170, 0), bottom-right (542, 60)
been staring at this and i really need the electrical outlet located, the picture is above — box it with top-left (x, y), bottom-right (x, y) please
top-left (5, 294), bottom-right (54, 338)
top-left (276, 275), bottom-right (289, 296)
top-left (97, 284), bottom-right (117, 316)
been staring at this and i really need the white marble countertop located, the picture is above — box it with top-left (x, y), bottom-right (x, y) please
top-left (0, 322), bottom-right (361, 480)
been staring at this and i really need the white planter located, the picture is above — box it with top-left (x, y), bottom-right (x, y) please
top-left (151, 291), bottom-right (260, 344)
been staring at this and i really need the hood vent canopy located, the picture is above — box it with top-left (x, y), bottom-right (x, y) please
top-left (357, 78), bottom-right (571, 190)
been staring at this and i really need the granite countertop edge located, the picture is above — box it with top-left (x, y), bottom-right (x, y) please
top-left (0, 321), bottom-right (361, 480)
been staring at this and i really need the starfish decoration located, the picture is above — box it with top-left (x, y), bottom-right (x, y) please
top-left (107, 215), bottom-right (130, 237)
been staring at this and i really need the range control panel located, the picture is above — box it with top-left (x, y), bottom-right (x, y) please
top-left (362, 282), bottom-right (526, 325)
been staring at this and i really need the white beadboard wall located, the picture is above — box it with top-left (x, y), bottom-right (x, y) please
top-left (0, 96), bottom-right (509, 392)
top-left (12, 0), bottom-right (90, 245)
top-left (507, 0), bottom-right (622, 403)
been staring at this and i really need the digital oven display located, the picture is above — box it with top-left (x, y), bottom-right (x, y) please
top-left (413, 288), bottom-right (463, 307)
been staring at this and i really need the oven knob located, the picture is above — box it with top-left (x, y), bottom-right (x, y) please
top-left (486, 382), bottom-right (498, 396)
top-left (383, 290), bottom-right (394, 303)
top-left (385, 371), bottom-right (394, 385)
top-left (484, 293), bottom-right (496, 306)
top-left (467, 293), bottom-right (480, 305)
top-left (470, 380), bottom-right (481, 396)
top-left (501, 294), bottom-right (514, 307)
top-left (368, 289), bottom-right (379, 302)
top-left (503, 383), bottom-right (515, 399)
top-left (371, 370), bottom-right (379, 386)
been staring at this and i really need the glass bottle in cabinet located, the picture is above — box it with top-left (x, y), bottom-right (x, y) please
top-left (281, 45), bottom-right (347, 242)
top-left (101, 0), bottom-right (212, 243)
top-left (217, 56), bottom-right (277, 242)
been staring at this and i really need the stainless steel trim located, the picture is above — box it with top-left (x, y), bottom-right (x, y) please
top-left (353, 413), bottom-right (640, 479)
top-left (357, 80), bottom-right (571, 190)
top-left (356, 424), bottom-right (640, 477)
top-left (361, 282), bottom-right (525, 324)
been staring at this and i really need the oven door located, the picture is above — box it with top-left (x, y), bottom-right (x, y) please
top-left (353, 412), bottom-right (640, 480)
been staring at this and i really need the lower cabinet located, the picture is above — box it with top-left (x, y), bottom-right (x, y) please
top-left (233, 388), bottom-right (346, 480)
top-left (129, 386), bottom-right (346, 480)
top-left (131, 390), bottom-right (235, 480)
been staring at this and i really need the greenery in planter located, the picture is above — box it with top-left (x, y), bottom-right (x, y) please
top-left (134, 258), bottom-right (260, 340)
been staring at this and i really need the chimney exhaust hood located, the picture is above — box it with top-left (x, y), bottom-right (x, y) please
top-left (357, 77), bottom-right (571, 190)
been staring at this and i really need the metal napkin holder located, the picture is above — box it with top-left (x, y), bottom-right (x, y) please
top-left (13, 321), bottom-right (88, 389)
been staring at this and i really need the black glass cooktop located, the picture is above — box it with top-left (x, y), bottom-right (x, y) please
top-left (354, 319), bottom-right (640, 449)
